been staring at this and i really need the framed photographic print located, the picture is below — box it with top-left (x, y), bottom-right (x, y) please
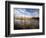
top-left (5, 1), bottom-right (45, 37)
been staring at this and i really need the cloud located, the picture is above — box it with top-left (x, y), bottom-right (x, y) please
top-left (14, 8), bottom-right (39, 17)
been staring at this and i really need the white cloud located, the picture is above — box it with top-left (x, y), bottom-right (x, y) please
top-left (14, 8), bottom-right (39, 17)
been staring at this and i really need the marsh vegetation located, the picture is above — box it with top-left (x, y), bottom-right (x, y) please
top-left (14, 17), bottom-right (39, 30)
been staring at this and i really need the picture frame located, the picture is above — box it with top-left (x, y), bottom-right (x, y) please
top-left (5, 1), bottom-right (45, 37)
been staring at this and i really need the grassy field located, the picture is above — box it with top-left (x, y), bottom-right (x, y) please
top-left (14, 17), bottom-right (39, 30)
top-left (15, 17), bottom-right (32, 20)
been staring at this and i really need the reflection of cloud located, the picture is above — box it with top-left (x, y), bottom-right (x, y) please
top-left (14, 8), bottom-right (39, 17)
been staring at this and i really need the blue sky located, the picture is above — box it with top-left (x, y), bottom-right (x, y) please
top-left (14, 8), bottom-right (39, 17)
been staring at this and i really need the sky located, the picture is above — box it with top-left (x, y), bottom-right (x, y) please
top-left (14, 8), bottom-right (39, 17)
